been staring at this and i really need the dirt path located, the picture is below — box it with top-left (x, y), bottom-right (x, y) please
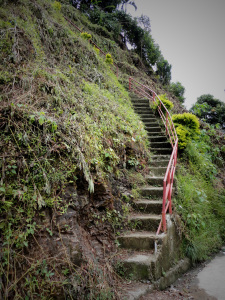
top-left (140, 249), bottom-right (225, 300)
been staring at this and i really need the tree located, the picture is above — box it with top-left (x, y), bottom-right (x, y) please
top-left (190, 94), bottom-right (225, 129)
top-left (170, 81), bottom-right (185, 103)
top-left (137, 14), bottom-right (151, 33)
top-left (71, 0), bottom-right (136, 13)
top-left (156, 57), bottom-right (171, 85)
top-left (71, 0), bottom-right (168, 69)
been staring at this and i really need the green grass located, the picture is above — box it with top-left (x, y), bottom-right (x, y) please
top-left (174, 135), bottom-right (225, 262)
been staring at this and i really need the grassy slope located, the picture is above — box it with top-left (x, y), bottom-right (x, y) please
top-left (0, 0), bottom-right (225, 298)
top-left (0, 1), bottom-right (154, 298)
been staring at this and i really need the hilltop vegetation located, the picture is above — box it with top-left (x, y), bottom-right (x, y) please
top-left (191, 94), bottom-right (225, 130)
top-left (0, 0), bottom-right (225, 299)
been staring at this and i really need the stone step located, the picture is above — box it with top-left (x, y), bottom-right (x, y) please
top-left (132, 103), bottom-right (150, 107)
top-left (152, 154), bottom-right (171, 160)
top-left (120, 253), bottom-right (156, 281)
top-left (145, 126), bottom-right (162, 132)
top-left (144, 123), bottom-right (161, 128)
top-left (118, 231), bottom-right (158, 250)
top-left (150, 142), bottom-right (171, 149)
top-left (132, 102), bottom-right (150, 107)
top-left (121, 282), bottom-right (152, 300)
top-left (131, 98), bottom-right (148, 102)
top-left (140, 113), bottom-right (156, 118)
top-left (151, 148), bottom-right (172, 155)
top-left (141, 118), bottom-right (158, 123)
top-left (148, 136), bottom-right (168, 142)
top-left (139, 186), bottom-right (163, 198)
top-left (129, 214), bottom-right (161, 231)
top-left (150, 167), bottom-right (167, 176)
top-left (134, 109), bottom-right (153, 114)
top-left (132, 103), bottom-right (149, 108)
top-left (130, 96), bottom-right (148, 100)
top-left (134, 199), bottom-right (162, 214)
top-left (148, 131), bottom-right (165, 136)
top-left (140, 113), bottom-right (156, 117)
top-left (145, 176), bottom-right (164, 186)
top-left (140, 114), bottom-right (156, 119)
top-left (134, 107), bottom-right (153, 111)
top-left (151, 159), bottom-right (169, 167)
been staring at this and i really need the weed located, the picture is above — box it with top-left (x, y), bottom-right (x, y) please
top-left (174, 164), bottom-right (224, 262)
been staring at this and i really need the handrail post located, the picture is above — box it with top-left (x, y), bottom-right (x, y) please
top-left (168, 169), bottom-right (172, 214)
top-left (162, 181), bottom-right (167, 232)
top-left (166, 112), bottom-right (168, 135)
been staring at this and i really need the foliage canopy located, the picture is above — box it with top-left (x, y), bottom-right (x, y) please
top-left (169, 81), bottom-right (185, 103)
top-left (191, 94), bottom-right (225, 129)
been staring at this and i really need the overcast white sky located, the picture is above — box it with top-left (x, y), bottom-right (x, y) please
top-left (127, 0), bottom-right (225, 109)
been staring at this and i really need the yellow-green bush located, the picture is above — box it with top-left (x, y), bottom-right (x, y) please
top-left (152, 94), bottom-right (173, 113)
top-left (158, 94), bottom-right (174, 110)
top-left (81, 32), bottom-right (92, 40)
top-left (172, 113), bottom-right (200, 149)
top-left (52, 1), bottom-right (61, 11)
top-left (105, 53), bottom-right (113, 64)
top-left (93, 45), bottom-right (100, 55)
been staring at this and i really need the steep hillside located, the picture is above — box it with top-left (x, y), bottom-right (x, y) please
top-left (0, 0), bottom-right (225, 299)
top-left (0, 1), bottom-right (156, 298)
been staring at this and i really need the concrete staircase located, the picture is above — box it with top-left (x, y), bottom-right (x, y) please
top-left (117, 96), bottom-right (190, 299)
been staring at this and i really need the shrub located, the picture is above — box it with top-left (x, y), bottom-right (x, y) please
top-left (152, 94), bottom-right (173, 114)
top-left (175, 125), bottom-right (190, 149)
top-left (93, 46), bottom-right (100, 55)
top-left (172, 113), bottom-right (200, 131)
top-left (172, 113), bottom-right (200, 149)
top-left (158, 94), bottom-right (174, 110)
top-left (52, 1), bottom-right (61, 11)
top-left (81, 32), bottom-right (92, 40)
top-left (105, 53), bottom-right (113, 64)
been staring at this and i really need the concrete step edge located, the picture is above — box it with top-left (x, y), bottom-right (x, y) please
top-left (129, 214), bottom-right (162, 220)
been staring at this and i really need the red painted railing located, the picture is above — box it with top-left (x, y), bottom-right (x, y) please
top-left (64, 16), bottom-right (119, 77)
top-left (129, 77), bottom-right (178, 234)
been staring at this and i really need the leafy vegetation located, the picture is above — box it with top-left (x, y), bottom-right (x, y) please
top-left (75, 0), bottom-right (171, 82)
top-left (0, 0), bottom-right (152, 298)
top-left (172, 113), bottom-right (200, 149)
top-left (190, 94), bottom-right (225, 129)
top-left (151, 94), bottom-right (174, 116)
top-left (169, 81), bottom-right (185, 104)
top-left (175, 127), bottom-right (225, 261)
top-left (0, 0), bottom-right (224, 298)
top-left (105, 53), bottom-right (113, 64)
top-left (156, 58), bottom-right (172, 85)
top-left (81, 31), bottom-right (92, 40)
top-left (158, 94), bottom-right (174, 110)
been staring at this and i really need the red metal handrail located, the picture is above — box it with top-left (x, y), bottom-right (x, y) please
top-left (129, 77), bottom-right (178, 234)
top-left (64, 16), bottom-right (119, 78)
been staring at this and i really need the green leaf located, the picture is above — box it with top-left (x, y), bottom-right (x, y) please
top-left (0, 187), bottom-right (6, 193)
top-left (39, 116), bottom-right (45, 125)
top-left (30, 115), bottom-right (35, 122)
